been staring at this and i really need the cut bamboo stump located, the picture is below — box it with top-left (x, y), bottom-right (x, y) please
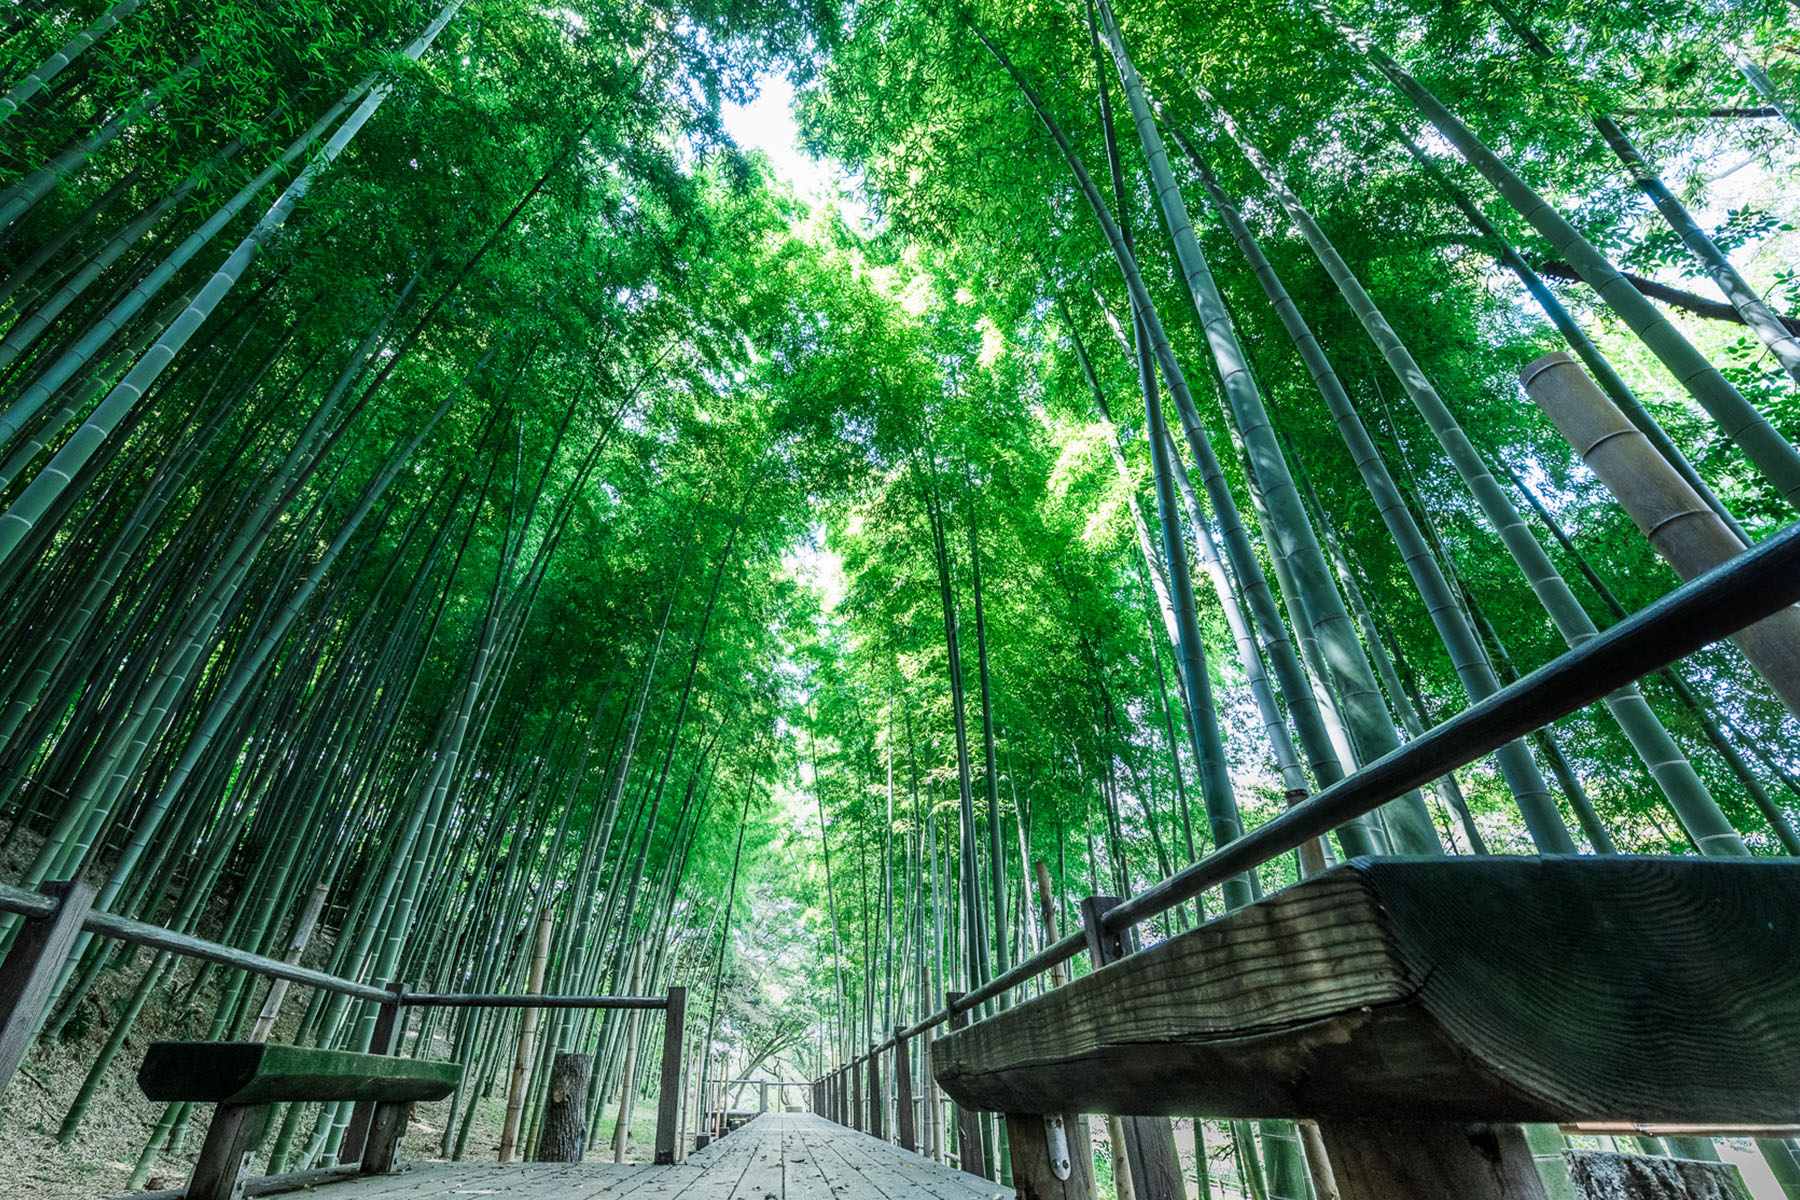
top-left (1564, 1150), bottom-right (1753, 1199)
top-left (534, 1051), bottom-right (593, 1162)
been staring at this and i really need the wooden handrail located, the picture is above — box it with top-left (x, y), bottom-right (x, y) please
top-left (822, 519), bottom-right (1800, 1076)
top-left (0, 881), bottom-right (388, 1002)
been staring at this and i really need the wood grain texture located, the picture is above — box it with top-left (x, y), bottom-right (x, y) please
top-left (138, 1042), bottom-right (462, 1104)
top-left (945, 992), bottom-right (988, 1179)
top-left (359, 1100), bottom-right (411, 1174)
top-left (655, 987), bottom-right (687, 1164)
top-left (932, 858), bottom-right (1800, 1125)
top-left (1004, 1113), bottom-right (1093, 1200)
top-left (1319, 1122), bottom-right (1548, 1200)
top-left (343, 984), bottom-right (407, 1163)
top-left (895, 1034), bottom-right (917, 1152)
top-left (538, 1050), bottom-right (595, 1162)
top-left (1563, 1150), bottom-right (1753, 1199)
top-left (186, 1103), bottom-right (267, 1200)
top-left (1117, 1118), bottom-right (1183, 1200)
top-left (256, 1113), bottom-right (1011, 1200)
top-left (0, 880), bottom-right (93, 1096)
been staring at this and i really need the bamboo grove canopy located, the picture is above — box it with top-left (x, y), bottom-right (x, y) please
top-left (0, 0), bottom-right (1795, 1190)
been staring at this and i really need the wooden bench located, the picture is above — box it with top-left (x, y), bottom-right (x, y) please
top-left (138, 1041), bottom-right (461, 1200)
top-left (932, 857), bottom-right (1800, 1200)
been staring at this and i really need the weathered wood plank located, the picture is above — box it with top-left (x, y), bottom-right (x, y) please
top-left (655, 987), bottom-right (687, 1164)
top-left (944, 993), bottom-right (988, 1179)
top-left (934, 858), bottom-right (1800, 1126)
top-left (242, 1113), bottom-right (1013, 1200)
top-left (1004, 1113), bottom-right (1092, 1200)
top-left (1319, 1121), bottom-right (1548, 1200)
top-left (344, 983), bottom-right (407, 1164)
top-left (0, 880), bottom-right (94, 1095)
top-left (895, 1032), bottom-right (917, 1153)
top-left (186, 1103), bottom-right (267, 1200)
top-left (138, 1041), bottom-right (461, 1104)
top-left (800, 1112), bottom-right (1009, 1200)
top-left (1079, 896), bottom-right (1184, 1200)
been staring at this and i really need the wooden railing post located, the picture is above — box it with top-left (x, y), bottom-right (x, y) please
top-left (837, 1066), bottom-right (849, 1126)
top-left (655, 986), bottom-right (687, 1164)
top-left (342, 981), bottom-right (406, 1166)
top-left (850, 1051), bottom-right (864, 1131)
top-left (894, 1027), bottom-right (916, 1152)
top-left (1079, 898), bottom-right (1183, 1200)
top-left (0, 880), bottom-right (93, 1096)
top-left (946, 991), bottom-right (988, 1179)
top-left (1006, 1112), bottom-right (1095, 1200)
top-left (868, 1043), bottom-right (884, 1140)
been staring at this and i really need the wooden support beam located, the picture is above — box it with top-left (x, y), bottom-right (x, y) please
top-left (895, 1029), bottom-right (917, 1152)
top-left (1005, 1112), bottom-right (1095, 1200)
top-left (935, 859), bottom-right (1800, 1127)
top-left (343, 982), bottom-right (407, 1166)
top-left (1317, 1121), bottom-right (1548, 1200)
top-left (187, 1104), bottom-right (268, 1200)
top-left (946, 992), bottom-right (988, 1179)
top-left (1080, 897), bottom-right (1185, 1200)
top-left (868, 1044), bottom-right (885, 1141)
top-left (655, 987), bottom-right (687, 1164)
top-left (360, 1099), bottom-right (411, 1175)
top-left (0, 880), bottom-right (93, 1097)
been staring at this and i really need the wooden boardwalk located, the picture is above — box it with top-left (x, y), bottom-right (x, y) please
top-left (297, 1111), bottom-right (1013, 1200)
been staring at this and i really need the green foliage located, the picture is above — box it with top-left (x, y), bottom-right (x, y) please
top-left (0, 0), bottom-right (1796, 1138)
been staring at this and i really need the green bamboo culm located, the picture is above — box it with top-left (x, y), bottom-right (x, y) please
top-left (1201, 83), bottom-right (1750, 859)
top-left (1090, 0), bottom-right (1441, 855)
top-left (1486, 0), bottom-right (1800, 387)
top-left (1309, 0), bottom-right (1800, 510)
top-left (1179, 127), bottom-right (1574, 854)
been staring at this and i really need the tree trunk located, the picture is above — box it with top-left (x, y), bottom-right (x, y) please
top-left (535, 1052), bottom-right (594, 1163)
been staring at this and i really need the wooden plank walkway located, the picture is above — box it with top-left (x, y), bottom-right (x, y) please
top-left (293, 1111), bottom-right (1012, 1200)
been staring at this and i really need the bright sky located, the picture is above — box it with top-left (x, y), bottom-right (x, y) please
top-left (723, 74), bottom-right (856, 625)
top-left (720, 73), bottom-right (871, 225)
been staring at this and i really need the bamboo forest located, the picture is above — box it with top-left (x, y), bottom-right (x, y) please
top-left (0, 0), bottom-right (1798, 1196)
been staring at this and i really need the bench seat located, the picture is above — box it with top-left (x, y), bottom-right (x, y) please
top-left (138, 1040), bottom-right (461, 1200)
top-left (139, 1041), bottom-right (460, 1105)
top-left (933, 856), bottom-right (1800, 1126)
